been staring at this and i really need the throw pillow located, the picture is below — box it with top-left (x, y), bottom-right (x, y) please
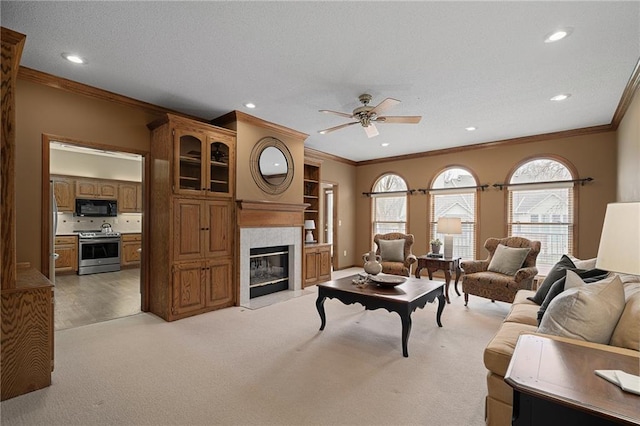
top-left (378, 239), bottom-right (405, 262)
top-left (536, 268), bottom-right (609, 324)
top-left (537, 272), bottom-right (626, 344)
top-left (609, 291), bottom-right (640, 351)
top-left (487, 244), bottom-right (531, 276)
top-left (527, 255), bottom-right (576, 305)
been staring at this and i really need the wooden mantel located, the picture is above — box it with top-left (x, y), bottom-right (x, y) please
top-left (237, 200), bottom-right (309, 228)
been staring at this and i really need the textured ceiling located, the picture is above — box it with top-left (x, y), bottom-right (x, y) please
top-left (2, 1), bottom-right (639, 162)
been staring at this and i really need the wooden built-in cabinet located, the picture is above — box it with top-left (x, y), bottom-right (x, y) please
top-left (303, 160), bottom-right (321, 239)
top-left (304, 243), bottom-right (332, 287)
top-left (147, 114), bottom-right (236, 321)
top-left (121, 234), bottom-right (142, 266)
top-left (52, 177), bottom-right (75, 212)
top-left (76, 179), bottom-right (118, 199)
top-left (54, 236), bottom-right (77, 274)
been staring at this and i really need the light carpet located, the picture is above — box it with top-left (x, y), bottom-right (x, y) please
top-left (1, 272), bottom-right (510, 426)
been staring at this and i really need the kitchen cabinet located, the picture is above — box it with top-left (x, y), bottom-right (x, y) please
top-left (52, 177), bottom-right (75, 212)
top-left (121, 233), bottom-right (142, 266)
top-left (76, 179), bottom-right (118, 199)
top-left (147, 114), bottom-right (236, 321)
top-left (304, 243), bottom-right (332, 287)
top-left (119, 182), bottom-right (142, 213)
top-left (54, 236), bottom-right (77, 274)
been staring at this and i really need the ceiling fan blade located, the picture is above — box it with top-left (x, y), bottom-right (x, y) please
top-left (369, 98), bottom-right (400, 116)
top-left (319, 109), bottom-right (354, 119)
top-left (377, 115), bottom-right (422, 124)
top-left (318, 121), bottom-right (359, 134)
top-left (364, 123), bottom-right (379, 138)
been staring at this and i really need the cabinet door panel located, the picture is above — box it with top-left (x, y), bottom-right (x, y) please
top-left (304, 249), bottom-right (319, 285)
top-left (54, 244), bottom-right (77, 273)
top-left (318, 247), bottom-right (332, 282)
top-left (53, 178), bottom-right (74, 212)
top-left (119, 183), bottom-right (138, 213)
top-left (99, 182), bottom-right (118, 198)
top-left (174, 130), bottom-right (206, 195)
top-left (173, 199), bottom-right (203, 261)
top-left (205, 260), bottom-right (233, 308)
top-left (172, 262), bottom-right (205, 315)
top-left (206, 200), bottom-right (232, 257)
top-left (122, 241), bottom-right (141, 265)
top-left (76, 180), bottom-right (98, 198)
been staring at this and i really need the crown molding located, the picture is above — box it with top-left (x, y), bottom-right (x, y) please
top-left (611, 57), bottom-right (640, 130)
top-left (212, 110), bottom-right (308, 141)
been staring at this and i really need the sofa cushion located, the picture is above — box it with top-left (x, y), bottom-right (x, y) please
top-left (512, 289), bottom-right (536, 305)
top-left (527, 255), bottom-right (576, 304)
top-left (488, 244), bottom-right (531, 276)
top-left (504, 303), bottom-right (539, 327)
top-left (538, 273), bottom-right (625, 344)
top-left (484, 321), bottom-right (538, 377)
top-left (610, 291), bottom-right (640, 351)
top-left (378, 239), bottom-right (405, 262)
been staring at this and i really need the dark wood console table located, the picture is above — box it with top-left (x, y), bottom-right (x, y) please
top-left (505, 334), bottom-right (640, 426)
top-left (316, 275), bottom-right (445, 357)
top-left (415, 256), bottom-right (461, 303)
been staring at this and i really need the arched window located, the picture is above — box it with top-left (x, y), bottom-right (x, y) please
top-left (430, 168), bottom-right (477, 260)
top-left (371, 174), bottom-right (408, 236)
top-left (508, 158), bottom-right (575, 267)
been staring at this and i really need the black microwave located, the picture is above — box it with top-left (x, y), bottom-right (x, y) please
top-left (75, 199), bottom-right (117, 217)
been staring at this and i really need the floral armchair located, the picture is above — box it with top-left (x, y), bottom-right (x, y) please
top-left (461, 236), bottom-right (540, 306)
top-left (372, 233), bottom-right (417, 277)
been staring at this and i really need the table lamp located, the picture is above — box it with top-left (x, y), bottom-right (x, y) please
top-left (304, 220), bottom-right (316, 243)
top-left (437, 217), bottom-right (462, 259)
top-left (595, 202), bottom-right (640, 275)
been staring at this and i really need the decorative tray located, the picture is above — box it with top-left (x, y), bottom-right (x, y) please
top-left (368, 275), bottom-right (406, 287)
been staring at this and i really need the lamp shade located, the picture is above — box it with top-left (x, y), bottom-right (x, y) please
top-left (304, 220), bottom-right (316, 230)
top-left (595, 202), bottom-right (640, 275)
top-left (437, 217), bottom-right (462, 235)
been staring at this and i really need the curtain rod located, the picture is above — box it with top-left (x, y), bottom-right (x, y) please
top-left (417, 184), bottom-right (489, 194)
top-left (492, 177), bottom-right (593, 190)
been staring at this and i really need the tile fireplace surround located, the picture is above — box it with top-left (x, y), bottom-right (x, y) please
top-left (239, 226), bottom-right (302, 307)
top-left (236, 200), bottom-right (309, 308)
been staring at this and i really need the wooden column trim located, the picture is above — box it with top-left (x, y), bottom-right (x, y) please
top-left (1, 27), bottom-right (26, 290)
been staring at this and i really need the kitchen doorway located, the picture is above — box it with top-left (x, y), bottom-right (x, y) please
top-left (42, 135), bottom-right (148, 330)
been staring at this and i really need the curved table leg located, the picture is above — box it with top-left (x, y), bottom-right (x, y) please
top-left (453, 266), bottom-right (461, 296)
top-left (400, 312), bottom-right (412, 357)
top-left (444, 269), bottom-right (452, 304)
top-left (316, 295), bottom-right (327, 330)
top-left (436, 293), bottom-right (445, 327)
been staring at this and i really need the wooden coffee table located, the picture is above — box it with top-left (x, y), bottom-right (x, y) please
top-left (315, 274), bottom-right (445, 357)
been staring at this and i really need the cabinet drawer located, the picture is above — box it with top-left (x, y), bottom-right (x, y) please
top-left (122, 234), bottom-right (142, 242)
top-left (54, 236), bottom-right (77, 245)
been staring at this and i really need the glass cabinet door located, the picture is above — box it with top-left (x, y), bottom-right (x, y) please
top-left (175, 130), bottom-right (205, 193)
top-left (208, 138), bottom-right (230, 194)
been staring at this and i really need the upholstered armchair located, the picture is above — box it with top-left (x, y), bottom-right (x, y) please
top-left (372, 233), bottom-right (417, 277)
top-left (461, 236), bottom-right (540, 306)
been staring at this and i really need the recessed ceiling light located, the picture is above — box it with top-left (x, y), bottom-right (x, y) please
top-left (381, 143), bottom-right (390, 147)
top-left (544, 27), bottom-right (573, 43)
top-left (465, 126), bottom-right (477, 131)
top-left (62, 53), bottom-right (86, 64)
top-left (244, 102), bottom-right (256, 109)
top-left (550, 94), bottom-right (571, 101)
top-left (273, 163), bottom-right (280, 167)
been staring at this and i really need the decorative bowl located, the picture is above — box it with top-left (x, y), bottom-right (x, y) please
top-left (368, 275), bottom-right (406, 287)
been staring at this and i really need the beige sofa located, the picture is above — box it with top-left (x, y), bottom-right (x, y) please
top-left (483, 273), bottom-right (640, 426)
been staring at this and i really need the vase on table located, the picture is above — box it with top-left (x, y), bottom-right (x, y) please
top-left (431, 244), bottom-right (441, 254)
top-left (363, 250), bottom-right (383, 275)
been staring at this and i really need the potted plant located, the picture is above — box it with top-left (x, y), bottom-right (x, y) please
top-left (430, 238), bottom-right (442, 254)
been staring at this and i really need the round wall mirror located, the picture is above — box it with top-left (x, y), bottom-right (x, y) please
top-left (250, 137), bottom-right (294, 195)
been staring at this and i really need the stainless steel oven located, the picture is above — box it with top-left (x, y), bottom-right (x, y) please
top-left (78, 232), bottom-right (122, 275)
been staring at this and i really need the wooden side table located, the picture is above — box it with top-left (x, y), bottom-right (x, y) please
top-left (505, 334), bottom-right (640, 426)
top-left (415, 256), bottom-right (461, 303)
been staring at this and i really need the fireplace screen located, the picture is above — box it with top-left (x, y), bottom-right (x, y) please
top-left (250, 245), bottom-right (289, 298)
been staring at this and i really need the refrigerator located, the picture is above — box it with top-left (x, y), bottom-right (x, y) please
top-left (50, 180), bottom-right (59, 285)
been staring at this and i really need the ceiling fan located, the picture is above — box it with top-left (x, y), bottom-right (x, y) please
top-left (318, 94), bottom-right (422, 138)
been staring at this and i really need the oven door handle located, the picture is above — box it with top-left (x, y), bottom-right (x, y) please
top-left (79, 238), bottom-right (121, 244)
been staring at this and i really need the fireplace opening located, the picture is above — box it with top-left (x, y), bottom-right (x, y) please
top-left (250, 245), bottom-right (289, 298)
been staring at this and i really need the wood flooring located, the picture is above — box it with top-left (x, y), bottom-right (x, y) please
top-left (54, 268), bottom-right (141, 330)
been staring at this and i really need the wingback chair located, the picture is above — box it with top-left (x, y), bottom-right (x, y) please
top-left (461, 236), bottom-right (540, 306)
top-left (372, 233), bottom-right (417, 277)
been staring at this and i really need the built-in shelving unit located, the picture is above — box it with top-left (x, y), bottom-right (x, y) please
top-left (303, 160), bottom-right (321, 236)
